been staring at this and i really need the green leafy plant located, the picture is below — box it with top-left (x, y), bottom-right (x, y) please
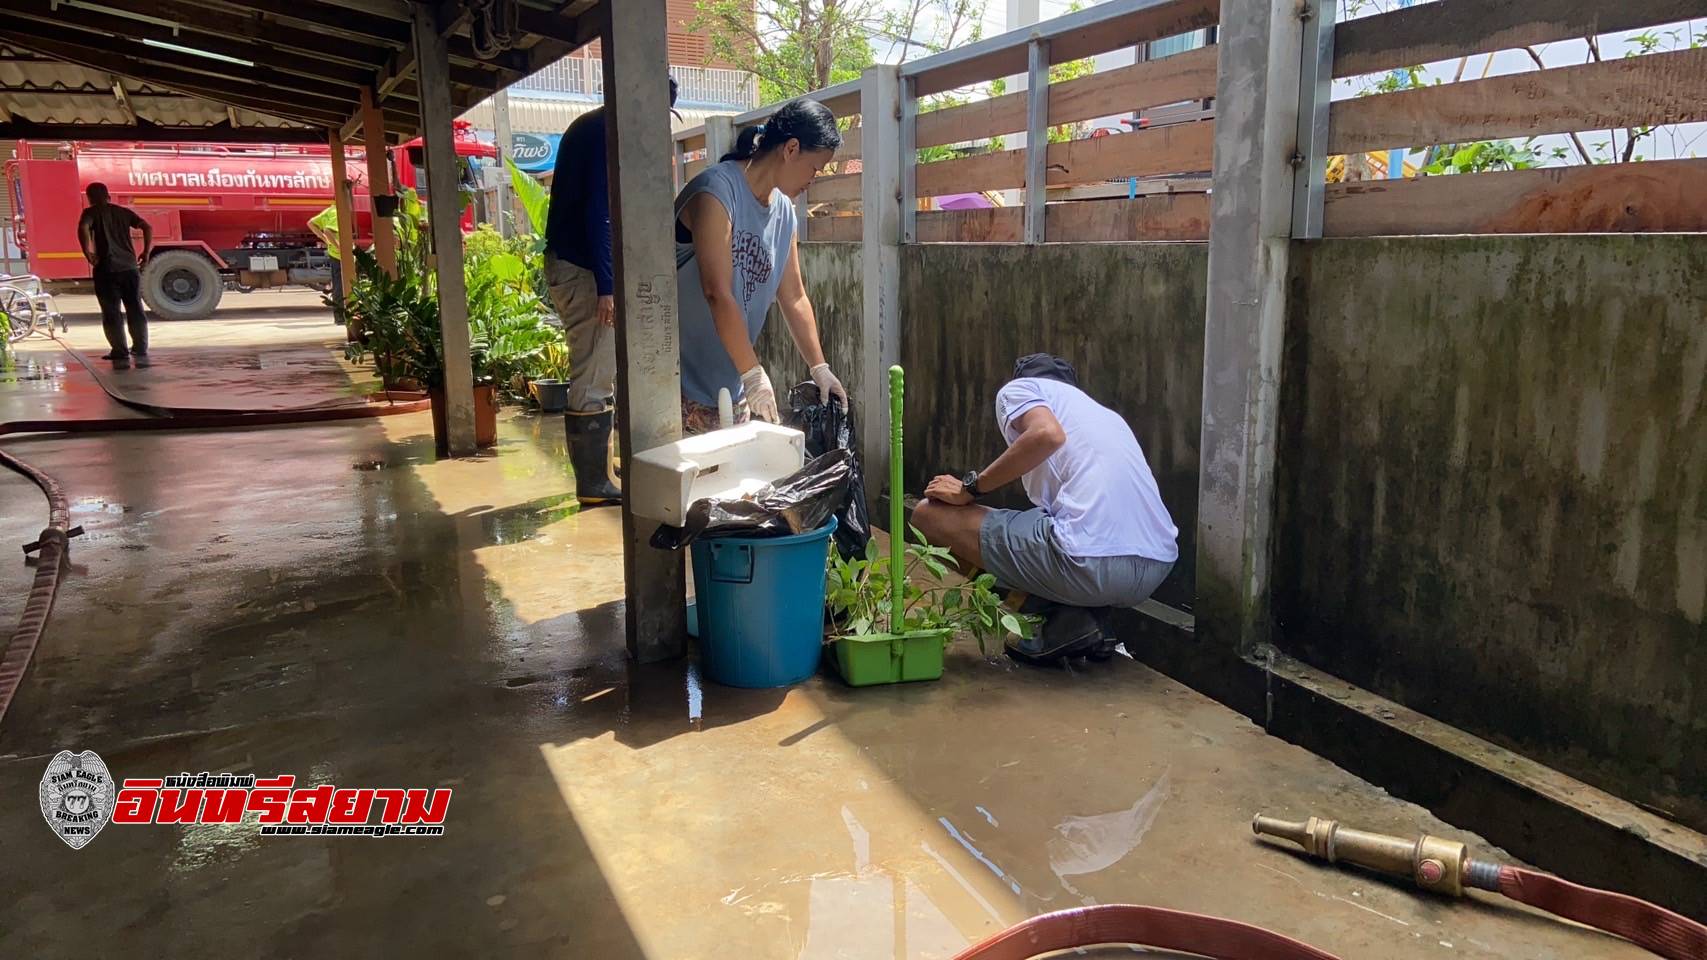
top-left (825, 527), bottom-right (1036, 656)
top-left (536, 340), bottom-right (571, 382)
top-left (464, 232), bottom-right (557, 395)
top-left (505, 156), bottom-right (551, 235)
top-left (341, 244), bottom-right (438, 388)
top-left (1422, 138), bottom-right (1547, 175)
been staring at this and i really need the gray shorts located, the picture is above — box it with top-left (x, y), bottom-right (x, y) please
top-left (979, 508), bottom-right (1173, 609)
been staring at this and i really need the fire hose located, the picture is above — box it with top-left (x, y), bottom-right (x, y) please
top-left (950, 817), bottom-right (1706, 959)
top-left (0, 337), bottom-right (430, 729)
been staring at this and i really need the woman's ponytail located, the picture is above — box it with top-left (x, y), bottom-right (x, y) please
top-left (717, 99), bottom-right (841, 163)
top-left (720, 124), bottom-right (764, 162)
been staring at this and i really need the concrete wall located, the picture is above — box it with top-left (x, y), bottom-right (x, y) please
top-left (758, 242), bottom-right (864, 421)
top-left (1277, 235), bottom-right (1707, 831)
top-left (895, 244), bottom-right (1206, 606)
top-left (765, 242), bottom-right (1206, 606)
top-left (777, 235), bottom-right (1705, 826)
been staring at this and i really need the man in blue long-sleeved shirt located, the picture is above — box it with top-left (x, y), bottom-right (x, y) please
top-left (545, 78), bottom-right (677, 506)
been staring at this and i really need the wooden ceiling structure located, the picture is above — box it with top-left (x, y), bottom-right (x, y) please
top-left (0, 0), bottom-right (607, 144)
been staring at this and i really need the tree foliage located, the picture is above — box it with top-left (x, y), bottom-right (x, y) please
top-left (693, 0), bottom-right (991, 104)
top-left (694, 0), bottom-right (878, 103)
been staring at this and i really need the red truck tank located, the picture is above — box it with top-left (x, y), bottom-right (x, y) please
top-left (6, 125), bottom-right (493, 321)
top-left (6, 141), bottom-right (372, 320)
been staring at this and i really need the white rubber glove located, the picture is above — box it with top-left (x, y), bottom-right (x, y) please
top-left (810, 362), bottom-right (849, 408)
top-left (739, 364), bottom-right (780, 423)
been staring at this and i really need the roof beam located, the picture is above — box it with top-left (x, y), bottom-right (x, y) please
top-left (211, 0), bottom-right (413, 45)
top-left (111, 77), bottom-right (139, 124)
top-left (369, 4), bottom-right (510, 110)
top-left (0, 21), bottom-right (366, 106)
top-left (206, 0), bottom-right (527, 71)
top-left (0, 30), bottom-right (362, 120)
top-left (0, 31), bottom-right (348, 127)
top-left (3, 0), bottom-right (377, 89)
top-left (514, 1), bottom-right (605, 47)
top-left (0, 118), bottom-right (328, 144)
top-left (521, 1), bottom-right (607, 72)
top-left (73, 0), bottom-right (398, 69)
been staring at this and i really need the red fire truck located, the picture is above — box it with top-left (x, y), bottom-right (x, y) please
top-left (6, 123), bottom-right (495, 321)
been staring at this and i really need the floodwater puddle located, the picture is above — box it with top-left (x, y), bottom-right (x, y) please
top-left (1047, 770), bottom-right (1171, 882)
top-left (70, 498), bottom-right (128, 515)
top-left (686, 661), bottom-right (704, 730)
top-left (721, 805), bottom-right (975, 959)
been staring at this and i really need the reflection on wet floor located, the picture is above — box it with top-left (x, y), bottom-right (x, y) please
top-left (0, 305), bottom-right (1656, 959)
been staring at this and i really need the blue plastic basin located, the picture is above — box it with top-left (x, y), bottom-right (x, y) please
top-left (689, 517), bottom-right (836, 688)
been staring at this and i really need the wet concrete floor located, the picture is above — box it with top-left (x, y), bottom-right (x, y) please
top-left (0, 300), bottom-right (1648, 958)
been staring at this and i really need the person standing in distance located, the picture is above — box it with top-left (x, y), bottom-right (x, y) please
top-left (543, 77), bottom-right (680, 506)
top-left (77, 182), bottom-right (154, 369)
top-left (673, 98), bottom-right (849, 435)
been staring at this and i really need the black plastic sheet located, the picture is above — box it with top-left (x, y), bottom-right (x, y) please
top-left (787, 382), bottom-right (871, 559)
top-left (650, 448), bottom-right (854, 550)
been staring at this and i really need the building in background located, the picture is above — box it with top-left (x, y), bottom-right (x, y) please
top-left (462, 0), bottom-right (757, 180)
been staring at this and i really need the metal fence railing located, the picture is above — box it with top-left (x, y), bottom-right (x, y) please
top-left (516, 59), bottom-right (758, 110)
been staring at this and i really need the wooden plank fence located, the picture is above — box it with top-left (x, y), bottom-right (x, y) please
top-left (671, 0), bottom-right (1707, 243)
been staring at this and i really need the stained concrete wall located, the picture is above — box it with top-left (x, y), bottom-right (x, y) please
top-left (897, 244), bottom-right (1207, 606)
top-left (762, 242), bottom-right (1206, 606)
top-left (773, 235), bottom-right (1704, 827)
top-left (758, 242), bottom-right (865, 422)
top-left (1277, 235), bottom-right (1707, 831)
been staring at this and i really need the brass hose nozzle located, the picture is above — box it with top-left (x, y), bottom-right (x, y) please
top-left (1253, 814), bottom-right (1504, 896)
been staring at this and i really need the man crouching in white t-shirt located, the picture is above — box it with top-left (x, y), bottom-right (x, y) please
top-left (914, 353), bottom-right (1179, 662)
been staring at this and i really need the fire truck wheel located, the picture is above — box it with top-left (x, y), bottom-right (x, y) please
top-left (142, 250), bottom-right (224, 321)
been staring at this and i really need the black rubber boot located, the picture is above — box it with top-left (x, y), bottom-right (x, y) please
top-left (1004, 604), bottom-right (1105, 665)
top-left (565, 408), bottom-right (623, 507)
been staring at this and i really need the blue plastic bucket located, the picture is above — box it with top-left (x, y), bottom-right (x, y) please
top-left (690, 517), bottom-right (836, 688)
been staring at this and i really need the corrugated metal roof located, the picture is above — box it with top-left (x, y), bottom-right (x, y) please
top-left (0, 45), bottom-right (301, 131)
top-left (459, 95), bottom-right (739, 135)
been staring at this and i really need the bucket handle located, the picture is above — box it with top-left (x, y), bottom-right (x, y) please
top-left (709, 542), bottom-right (755, 584)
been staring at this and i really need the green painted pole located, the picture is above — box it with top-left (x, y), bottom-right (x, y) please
top-left (889, 364), bottom-right (904, 635)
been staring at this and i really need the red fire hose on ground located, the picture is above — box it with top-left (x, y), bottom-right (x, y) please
top-left (0, 337), bottom-right (430, 729)
top-left (948, 820), bottom-right (1706, 959)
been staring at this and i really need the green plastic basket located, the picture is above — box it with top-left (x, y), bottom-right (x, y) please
top-left (830, 365), bottom-right (952, 687)
top-left (833, 628), bottom-right (950, 686)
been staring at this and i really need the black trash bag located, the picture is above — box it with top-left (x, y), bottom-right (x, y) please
top-left (787, 381), bottom-right (871, 559)
top-left (650, 448), bottom-right (854, 550)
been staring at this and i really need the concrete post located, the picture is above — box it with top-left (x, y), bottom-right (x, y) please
top-left (1196, 0), bottom-right (1307, 654)
top-left (412, 1), bottom-right (478, 457)
top-left (704, 114), bottom-right (735, 167)
top-left (359, 86), bottom-right (396, 276)
top-left (1002, 0), bottom-right (1041, 207)
top-left (860, 65), bottom-right (903, 506)
top-left (605, 0), bottom-right (688, 662)
top-left (327, 129), bottom-right (356, 303)
top-left (494, 87), bottom-right (513, 237)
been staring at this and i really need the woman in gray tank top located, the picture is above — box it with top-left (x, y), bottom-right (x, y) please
top-left (674, 98), bottom-right (849, 433)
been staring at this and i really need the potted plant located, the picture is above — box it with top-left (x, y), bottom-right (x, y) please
top-left (826, 528), bottom-right (1032, 685)
top-left (529, 341), bottom-right (572, 412)
top-left (340, 247), bottom-right (425, 395)
top-left (825, 366), bottom-right (1034, 686)
top-left (465, 231), bottom-right (558, 444)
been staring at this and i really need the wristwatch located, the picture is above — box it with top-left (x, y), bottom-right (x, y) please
top-left (959, 470), bottom-right (981, 497)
